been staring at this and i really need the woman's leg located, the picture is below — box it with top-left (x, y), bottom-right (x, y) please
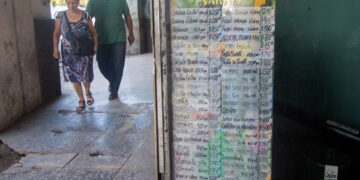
top-left (83, 82), bottom-right (91, 95)
top-left (72, 82), bottom-right (85, 110)
top-left (83, 82), bottom-right (94, 105)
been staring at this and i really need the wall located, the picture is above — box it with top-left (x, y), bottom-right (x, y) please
top-left (126, 0), bottom-right (141, 55)
top-left (31, 0), bottom-right (51, 19)
top-left (274, 0), bottom-right (360, 133)
top-left (0, 0), bottom-right (51, 131)
top-left (138, 0), bottom-right (152, 53)
top-left (34, 19), bottom-right (61, 103)
top-left (14, 0), bottom-right (42, 112)
top-left (0, 0), bottom-right (25, 131)
top-left (273, 0), bottom-right (360, 179)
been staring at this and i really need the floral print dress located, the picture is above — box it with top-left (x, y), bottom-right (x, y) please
top-left (56, 11), bottom-right (94, 83)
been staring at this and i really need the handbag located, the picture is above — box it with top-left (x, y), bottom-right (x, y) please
top-left (63, 11), bottom-right (95, 56)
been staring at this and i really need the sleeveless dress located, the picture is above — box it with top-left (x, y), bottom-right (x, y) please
top-left (56, 11), bottom-right (94, 83)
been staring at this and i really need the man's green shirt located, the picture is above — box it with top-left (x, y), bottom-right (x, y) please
top-left (86, 0), bottom-right (130, 44)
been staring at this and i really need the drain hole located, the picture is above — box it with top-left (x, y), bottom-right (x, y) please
top-left (51, 130), bottom-right (64, 135)
top-left (89, 152), bottom-right (104, 157)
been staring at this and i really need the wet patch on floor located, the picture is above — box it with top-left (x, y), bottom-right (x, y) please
top-left (57, 103), bottom-right (153, 115)
top-left (0, 140), bottom-right (25, 173)
top-left (57, 110), bottom-right (73, 115)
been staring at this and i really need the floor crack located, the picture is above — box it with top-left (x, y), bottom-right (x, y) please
top-left (54, 153), bottom-right (79, 174)
top-left (110, 153), bottom-right (132, 180)
top-left (81, 133), bottom-right (104, 153)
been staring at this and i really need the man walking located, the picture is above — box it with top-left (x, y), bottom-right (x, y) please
top-left (86, 0), bottom-right (135, 100)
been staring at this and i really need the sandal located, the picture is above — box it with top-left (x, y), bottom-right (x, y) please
top-left (86, 93), bottom-right (94, 105)
top-left (76, 100), bottom-right (86, 111)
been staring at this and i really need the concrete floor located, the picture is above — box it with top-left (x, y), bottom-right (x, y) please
top-left (0, 53), bottom-right (156, 180)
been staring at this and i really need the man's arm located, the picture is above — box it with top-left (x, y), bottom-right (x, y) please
top-left (125, 15), bottom-right (134, 46)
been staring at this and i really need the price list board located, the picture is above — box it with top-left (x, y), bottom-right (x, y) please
top-left (170, 1), bottom-right (275, 179)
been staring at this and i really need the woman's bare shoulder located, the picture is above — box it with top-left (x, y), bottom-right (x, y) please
top-left (55, 11), bottom-right (65, 19)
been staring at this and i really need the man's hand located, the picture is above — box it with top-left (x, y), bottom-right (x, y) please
top-left (128, 34), bottom-right (135, 46)
top-left (125, 15), bottom-right (134, 46)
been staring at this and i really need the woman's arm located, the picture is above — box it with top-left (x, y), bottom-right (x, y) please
top-left (53, 18), bottom-right (61, 59)
top-left (87, 19), bottom-right (98, 54)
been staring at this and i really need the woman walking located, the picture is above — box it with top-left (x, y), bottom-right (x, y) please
top-left (53, 0), bottom-right (98, 111)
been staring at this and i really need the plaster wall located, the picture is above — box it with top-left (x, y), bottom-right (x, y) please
top-left (31, 0), bottom-right (51, 19)
top-left (0, 0), bottom-right (25, 130)
top-left (14, 0), bottom-right (42, 113)
top-left (0, 0), bottom-right (48, 131)
top-left (126, 0), bottom-right (141, 55)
